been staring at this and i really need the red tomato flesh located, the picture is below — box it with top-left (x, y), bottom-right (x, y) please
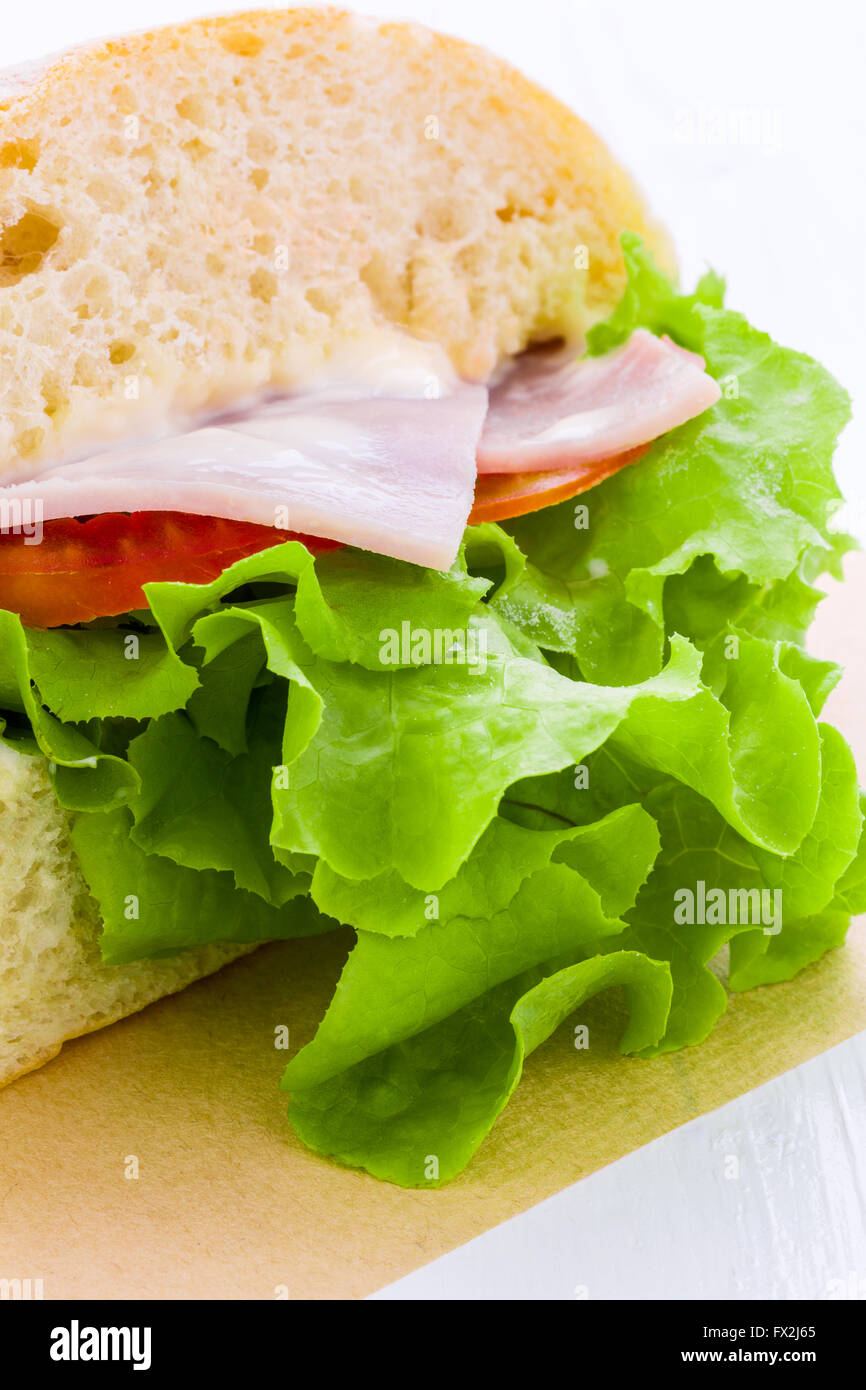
top-left (0, 512), bottom-right (340, 628)
top-left (468, 445), bottom-right (648, 524)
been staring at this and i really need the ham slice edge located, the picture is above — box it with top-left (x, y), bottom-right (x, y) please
top-left (0, 387), bottom-right (489, 572)
top-left (0, 330), bottom-right (720, 569)
top-left (476, 329), bottom-right (721, 473)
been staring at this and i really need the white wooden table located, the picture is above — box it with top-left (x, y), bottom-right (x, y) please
top-left (373, 1033), bottom-right (866, 1299)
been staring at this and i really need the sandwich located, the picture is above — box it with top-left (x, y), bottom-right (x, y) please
top-left (0, 7), bottom-right (861, 1187)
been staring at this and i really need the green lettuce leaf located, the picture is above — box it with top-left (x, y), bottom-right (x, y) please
top-left (284, 804), bottom-right (668, 1183)
top-left (289, 950), bottom-right (671, 1186)
top-left (613, 723), bottom-right (857, 1050)
top-left (126, 683), bottom-right (308, 906)
top-left (0, 610), bottom-right (140, 811)
top-left (493, 236), bottom-right (850, 685)
top-left (70, 807), bottom-right (334, 965)
top-left (311, 803), bottom-right (660, 937)
top-left (145, 537), bottom-right (488, 670)
top-left (23, 623), bottom-right (199, 722)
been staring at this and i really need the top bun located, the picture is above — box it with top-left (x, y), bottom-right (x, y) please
top-left (0, 7), bottom-right (672, 478)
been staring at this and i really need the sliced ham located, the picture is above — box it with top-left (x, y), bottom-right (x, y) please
top-left (0, 387), bottom-right (488, 571)
top-left (476, 329), bottom-right (720, 473)
top-left (0, 329), bottom-right (720, 572)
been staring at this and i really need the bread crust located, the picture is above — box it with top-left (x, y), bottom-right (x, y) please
top-left (0, 944), bottom-right (255, 1088)
top-left (0, 7), bottom-right (671, 272)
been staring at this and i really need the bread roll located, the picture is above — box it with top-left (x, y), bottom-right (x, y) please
top-left (0, 8), bottom-right (670, 1082)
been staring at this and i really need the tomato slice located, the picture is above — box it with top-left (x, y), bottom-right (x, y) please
top-left (469, 445), bottom-right (648, 523)
top-left (0, 512), bottom-right (340, 628)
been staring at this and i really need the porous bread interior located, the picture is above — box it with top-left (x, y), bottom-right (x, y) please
top-left (0, 5), bottom-right (672, 479)
top-left (0, 741), bottom-right (251, 1087)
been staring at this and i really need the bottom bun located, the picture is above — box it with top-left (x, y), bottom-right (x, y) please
top-left (0, 742), bottom-right (253, 1087)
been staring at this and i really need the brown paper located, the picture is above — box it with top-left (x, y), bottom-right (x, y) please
top-left (1, 555), bottom-right (864, 1301)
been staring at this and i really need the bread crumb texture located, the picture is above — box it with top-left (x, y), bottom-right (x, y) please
top-left (0, 6), bottom-right (670, 477)
top-left (0, 743), bottom-right (250, 1086)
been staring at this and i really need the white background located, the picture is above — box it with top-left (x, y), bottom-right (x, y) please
top-left (5, 0), bottom-right (866, 1300)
